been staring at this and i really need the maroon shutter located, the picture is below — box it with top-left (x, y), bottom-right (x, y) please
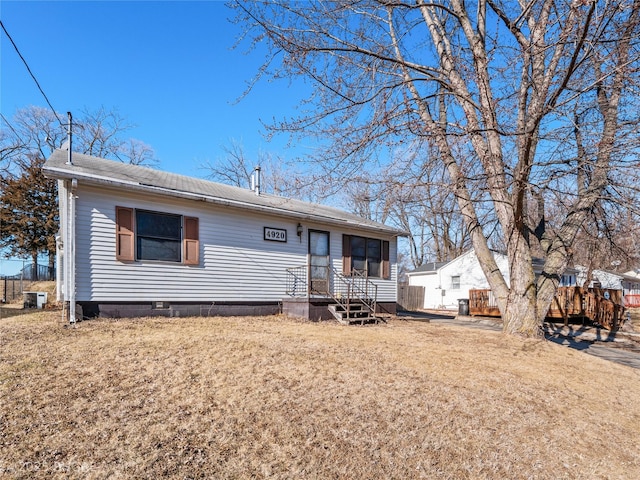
top-left (183, 216), bottom-right (199, 265)
top-left (382, 240), bottom-right (390, 279)
top-left (116, 206), bottom-right (134, 262)
top-left (342, 234), bottom-right (351, 275)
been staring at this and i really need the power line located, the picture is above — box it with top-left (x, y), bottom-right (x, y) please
top-left (0, 112), bottom-right (20, 138)
top-left (0, 19), bottom-right (64, 126)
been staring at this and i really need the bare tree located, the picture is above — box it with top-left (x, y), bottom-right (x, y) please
top-left (342, 152), bottom-right (473, 268)
top-left (1, 106), bottom-right (158, 270)
top-left (202, 139), bottom-right (331, 202)
top-left (2, 106), bottom-right (158, 171)
top-left (233, 0), bottom-right (640, 336)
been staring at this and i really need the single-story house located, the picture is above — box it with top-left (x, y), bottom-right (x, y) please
top-left (406, 250), bottom-right (577, 310)
top-left (43, 148), bottom-right (406, 322)
top-left (577, 267), bottom-right (640, 307)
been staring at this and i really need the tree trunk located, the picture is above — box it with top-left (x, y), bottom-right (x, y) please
top-left (48, 254), bottom-right (55, 281)
top-left (31, 253), bottom-right (39, 281)
top-left (502, 292), bottom-right (539, 336)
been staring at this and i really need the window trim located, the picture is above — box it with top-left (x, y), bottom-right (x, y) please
top-left (136, 209), bottom-right (182, 262)
top-left (342, 234), bottom-right (390, 279)
top-left (115, 206), bottom-right (199, 265)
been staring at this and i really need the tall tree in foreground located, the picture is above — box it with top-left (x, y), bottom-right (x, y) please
top-left (233, 0), bottom-right (640, 336)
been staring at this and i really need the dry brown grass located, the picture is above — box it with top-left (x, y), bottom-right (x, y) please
top-left (1, 310), bottom-right (639, 479)
top-left (627, 307), bottom-right (640, 332)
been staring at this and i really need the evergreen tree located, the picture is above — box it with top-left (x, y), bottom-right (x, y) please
top-left (0, 155), bottom-right (58, 280)
top-left (0, 106), bottom-right (157, 279)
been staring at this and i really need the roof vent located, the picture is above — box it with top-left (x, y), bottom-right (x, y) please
top-left (66, 112), bottom-right (73, 165)
top-left (251, 165), bottom-right (261, 195)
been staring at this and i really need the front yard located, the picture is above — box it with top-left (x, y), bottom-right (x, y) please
top-left (1, 308), bottom-right (639, 479)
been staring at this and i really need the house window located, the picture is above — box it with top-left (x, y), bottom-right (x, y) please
top-left (451, 276), bottom-right (461, 290)
top-left (342, 234), bottom-right (390, 279)
top-left (136, 210), bottom-right (182, 262)
top-left (116, 206), bottom-right (199, 265)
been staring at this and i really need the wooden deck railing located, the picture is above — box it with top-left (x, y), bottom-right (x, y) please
top-left (469, 287), bottom-right (627, 330)
top-left (625, 294), bottom-right (640, 308)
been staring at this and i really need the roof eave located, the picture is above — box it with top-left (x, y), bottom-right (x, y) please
top-left (44, 165), bottom-right (408, 237)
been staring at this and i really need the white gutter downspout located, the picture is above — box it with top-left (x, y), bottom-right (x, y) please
top-left (55, 233), bottom-right (62, 302)
top-left (67, 178), bottom-right (77, 323)
top-left (63, 113), bottom-right (77, 323)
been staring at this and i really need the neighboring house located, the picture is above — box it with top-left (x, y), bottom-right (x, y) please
top-left (623, 270), bottom-right (640, 307)
top-left (43, 149), bottom-right (406, 321)
top-left (406, 251), bottom-right (508, 310)
top-left (406, 250), bottom-right (577, 310)
top-left (576, 267), bottom-right (640, 306)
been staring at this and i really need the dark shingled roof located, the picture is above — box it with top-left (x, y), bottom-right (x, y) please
top-left (44, 149), bottom-right (407, 236)
top-left (408, 261), bottom-right (450, 274)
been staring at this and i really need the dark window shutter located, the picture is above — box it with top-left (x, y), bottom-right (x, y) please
top-left (342, 234), bottom-right (351, 275)
top-left (183, 216), bottom-right (199, 265)
top-left (382, 240), bottom-right (390, 279)
top-left (116, 206), bottom-right (134, 262)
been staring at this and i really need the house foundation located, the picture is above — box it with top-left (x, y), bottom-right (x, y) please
top-left (78, 301), bottom-right (281, 319)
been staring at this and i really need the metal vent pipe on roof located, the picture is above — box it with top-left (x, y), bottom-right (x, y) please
top-left (251, 165), bottom-right (261, 195)
top-left (66, 112), bottom-right (73, 165)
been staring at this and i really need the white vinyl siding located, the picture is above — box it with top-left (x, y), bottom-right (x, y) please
top-left (73, 184), bottom-right (399, 303)
top-left (408, 251), bottom-right (509, 310)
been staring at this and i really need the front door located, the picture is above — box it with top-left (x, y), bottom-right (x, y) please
top-left (309, 230), bottom-right (330, 295)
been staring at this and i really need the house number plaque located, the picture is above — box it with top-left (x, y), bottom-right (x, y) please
top-left (264, 227), bottom-right (287, 242)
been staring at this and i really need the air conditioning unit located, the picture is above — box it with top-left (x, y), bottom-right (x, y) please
top-left (23, 292), bottom-right (47, 309)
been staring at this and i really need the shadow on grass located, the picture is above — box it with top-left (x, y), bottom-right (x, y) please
top-left (544, 332), bottom-right (594, 351)
top-left (396, 310), bottom-right (456, 322)
top-left (0, 304), bottom-right (60, 320)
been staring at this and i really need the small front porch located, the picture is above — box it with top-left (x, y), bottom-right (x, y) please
top-left (283, 265), bottom-right (394, 324)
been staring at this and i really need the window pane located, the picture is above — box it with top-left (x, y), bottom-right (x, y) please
top-left (136, 211), bottom-right (181, 239)
top-left (350, 236), bottom-right (366, 273)
top-left (352, 258), bottom-right (366, 272)
top-left (137, 237), bottom-right (181, 262)
top-left (136, 210), bottom-right (182, 262)
top-left (451, 276), bottom-right (460, 289)
top-left (367, 239), bottom-right (381, 259)
top-left (310, 231), bottom-right (329, 256)
top-left (351, 236), bottom-right (366, 258)
top-left (367, 239), bottom-right (381, 277)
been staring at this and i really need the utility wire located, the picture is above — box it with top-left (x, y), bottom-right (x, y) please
top-left (0, 112), bottom-right (21, 138)
top-left (0, 112), bottom-right (29, 152)
top-left (0, 19), bottom-right (64, 126)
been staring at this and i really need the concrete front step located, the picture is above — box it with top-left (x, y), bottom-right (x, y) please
top-left (329, 303), bottom-right (378, 325)
top-left (336, 316), bottom-right (378, 325)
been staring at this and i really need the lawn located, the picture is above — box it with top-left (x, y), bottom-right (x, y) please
top-left (1, 308), bottom-right (639, 479)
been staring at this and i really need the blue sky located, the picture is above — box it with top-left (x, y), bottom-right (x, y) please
top-left (1, 0), bottom-right (314, 275)
top-left (1, 0), bottom-right (311, 176)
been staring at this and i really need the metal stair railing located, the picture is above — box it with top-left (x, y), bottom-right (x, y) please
top-left (285, 265), bottom-right (379, 321)
top-left (285, 265), bottom-right (308, 297)
top-left (329, 266), bottom-right (378, 321)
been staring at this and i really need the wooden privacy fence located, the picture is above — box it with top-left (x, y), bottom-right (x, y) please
top-left (398, 283), bottom-right (425, 312)
top-left (469, 287), bottom-right (627, 330)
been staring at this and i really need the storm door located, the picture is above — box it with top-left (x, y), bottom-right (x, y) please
top-left (309, 230), bottom-right (330, 295)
